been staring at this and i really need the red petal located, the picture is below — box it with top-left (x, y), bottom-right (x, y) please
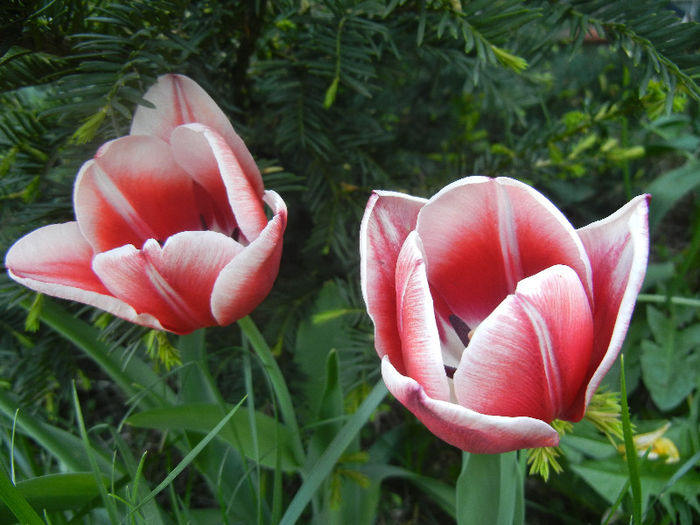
top-left (360, 190), bottom-right (426, 373)
top-left (5, 222), bottom-right (164, 330)
top-left (130, 74), bottom-right (264, 197)
top-left (416, 177), bottom-right (593, 329)
top-left (453, 265), bottom-right (593, 422)
top-left (395, 232), bottom-right (450, 402)
top-left (382, 356), bottom-right (560, 453)
top-left (92, 231), bottom-right (243, 334)
top-left (211, 190), bottom-right (287, 325)
top-left (170, 124), bottom-right (268, 243)
top-left (576, 194), bottom-right (650, 408)
top-left (74, 135), bottom-right (202, 252)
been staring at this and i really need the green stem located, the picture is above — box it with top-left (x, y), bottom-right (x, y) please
top-left (636, 294), bottom-right (700, 308)
top-left (620, 355), bottom-right (642, 525)
top-left (179, 329), bottom-right (223, 404)
top-left (237, 316), bottom-right (306, 466)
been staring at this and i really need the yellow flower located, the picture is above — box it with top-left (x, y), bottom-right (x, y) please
top-left (619, 422), bottom-right (680, 464)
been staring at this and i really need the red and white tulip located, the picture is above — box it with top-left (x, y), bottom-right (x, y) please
top-left (360, 176), bottom-right (649, 453)
top-left (5, 74), bottom-right (287, 334)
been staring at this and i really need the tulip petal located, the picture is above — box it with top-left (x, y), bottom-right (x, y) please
top-left (130, 74), bottom-right (264, 197)
top-left (211, 190), bottom-right (287, 325)
top-left (416, 177), bottom-right (593, 329)
top-left (576, 194), bottom-right (650, 407)
top-left (395, 232), bottom-right (451, 402)
top-left (5, 222), bottom-right (164, 330)
top-left (453, 265), bottom-right (593, 422)
top-left (360, 190), bottom-right (426, 373)
top-left (382, 356), bottom-right (560, 453)
top-left (74, 135), bottom-right (202, 252)
top-left (170, 124), bottom-right (268, 243)
top-left (93, 231), bottom-right (243, 334)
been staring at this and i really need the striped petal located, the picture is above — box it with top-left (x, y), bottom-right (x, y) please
top-left (416, 177), bottom-right (593, 329)
top-left (130, 74), bottom-right (264, 197)
top-left (92, 231), bottom-right (243, 334)
top-left (211, 190), bottom-right (287, 325)
top-left (382, 356), bottom-right (560, 453)
top-left (453, 265), bottom-right (593, 422)
top-left (359, 190), bottom-right (426, 373)
top-left (170, 124), bottom-right (268, 243)
top-left (576, 194), bottom-right (650, 407)
top-left (395, 232), bottom-right (450, 402)
top-left (74, 135), bottom-right (201, 252)
top-left (5, 222), bottom-right (164, 330)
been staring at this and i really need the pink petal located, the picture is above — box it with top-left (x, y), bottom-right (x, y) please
top-left (92, 231), bottom-right (243, 334)
top-left (453, 265), bottom-right (594, 423)
top-left (382, 356), bottom-right (560, 453)
top-left (576, 194), bottom-right (650, 407)
top-left (170, 124), bottom-right (268, 243)
top-left (74, 135), bottom-right (202, 252)
top-left (416, 177), bottom-right (593, 329)
top-left (130, 74), bottom-right (264, 197)
top-left (5, 222), bottom-right (164, 330)
top-left (210, 190), bottom-right (287, 325)
top-left (394, 232), bottom-right (450, 402)
top-left (359, 190), bottom-right (426, 373)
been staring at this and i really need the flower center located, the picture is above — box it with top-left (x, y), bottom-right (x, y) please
top-left (444, 314), bottom-right (474, 378)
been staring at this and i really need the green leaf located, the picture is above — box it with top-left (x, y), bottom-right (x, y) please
top-left (457, 451), bottom-right (524, 525)
top-left (324, 76), bottom-right (340, 109)
top-left (24, 298), bottom-right (177, 409)
top-left (307, 348), bottom-right (345, 468)
top-left (126, 403), bottom-right (299, 472)
top-left (0, 390), bottom-right (121, 475)
top-left (128, 398), bottom-right (245, 517)
top-left (0, 468), bottom-right (44, 525)
top-left (640, 306), bottom-right (700, 411)
top-left (572, 457), bottom-right (700, 516)
top-left (646, 160), bottom-right (700, 231)
top-left (0, 472), bottom-right (108, 523)
top-left (361, 464), bottom-right (456, 518)
top-left (294, 281), bottom-right (353, 420)
top-left (279, 379), bottom-right (387, 525)
top-left (238, 316), bottom-right (306, 465)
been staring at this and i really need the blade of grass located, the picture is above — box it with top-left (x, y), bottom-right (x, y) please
top-left (72, 383), bottom-right (120, 524)
top-left (0, 467), bottom-right (44, 525)
top-left (620, 355), bottom-right (642, 524)
top-left (242, 350), bottom-right (263, 525)
top-left (279, 379), bottom-right (387, 525)
top-left (27, 298), bottom-right (177, 408)
top-left (603, 479), bottom-right (631, 525)
top-left (0, 389), bottom-right (117, 473)
top-left (128, 397), bottom-right (246, 516)
top-left (238, 316), bottom-right (305, 466)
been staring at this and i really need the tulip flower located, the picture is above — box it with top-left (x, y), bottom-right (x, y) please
top-left (360, 176), bottom-right (649, 453)
top-left (5, 74), bottom-right (287, 334)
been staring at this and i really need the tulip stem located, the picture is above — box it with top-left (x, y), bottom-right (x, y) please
top-left (636, 293), bottom-right (700, 308)
top-left (237, 316), bottom-right (306, 466)
top-left (619, 354), bottom-right (643, 525)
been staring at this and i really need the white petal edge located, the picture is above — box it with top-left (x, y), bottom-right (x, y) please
top-left (578, 194), bottom-right (650, 406)
top-left (382, 356), bottom-right (560, 453)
